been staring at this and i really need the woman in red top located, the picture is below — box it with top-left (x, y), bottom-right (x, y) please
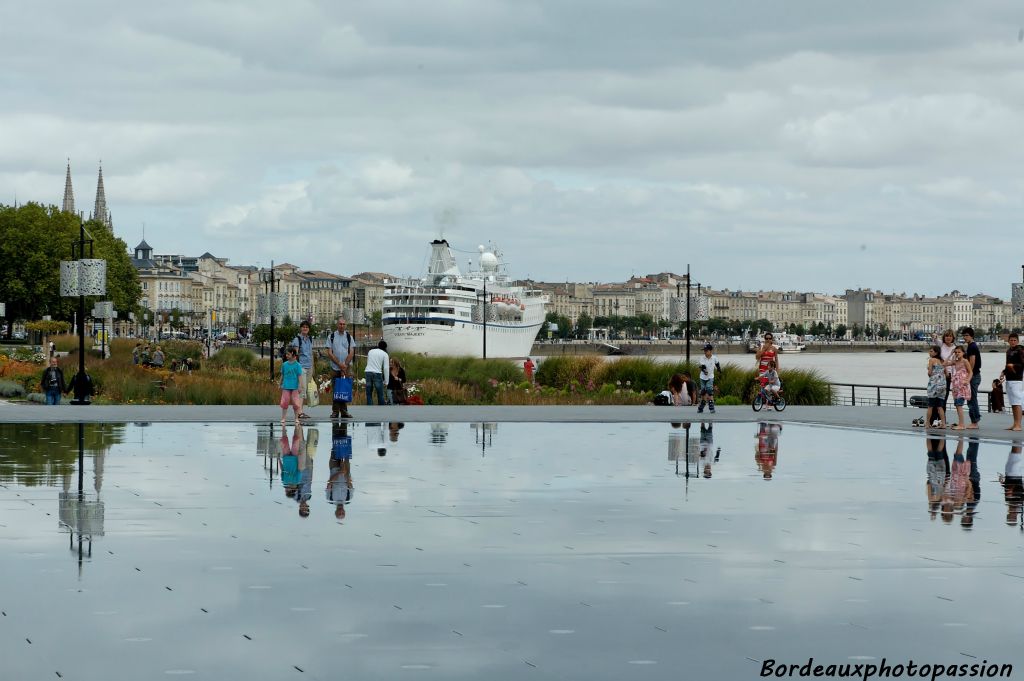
top-left (755, 333), bottom-right (779, 385)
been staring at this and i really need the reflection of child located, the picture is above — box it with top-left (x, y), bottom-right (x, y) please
top-left (699, 423), bottom-right (717, 478)
top-left (990, 379), bottom-right (1005, 414)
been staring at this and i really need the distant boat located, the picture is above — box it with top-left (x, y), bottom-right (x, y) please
top-left (748, 333), bottom-right (806, 353)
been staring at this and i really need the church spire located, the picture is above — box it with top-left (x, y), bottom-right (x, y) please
top-left (93, 162), bottom-right (111, 229)
top-left (62, 160), bottom-right (75, 214)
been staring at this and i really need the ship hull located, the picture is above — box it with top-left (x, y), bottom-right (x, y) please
top-left (383, 320), bottom-right (543, 358)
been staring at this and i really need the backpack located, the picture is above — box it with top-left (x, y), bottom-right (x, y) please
top-left (653, 393), bottom-right (670, 406)
top-left (329, 330), bottom-right (353, 346)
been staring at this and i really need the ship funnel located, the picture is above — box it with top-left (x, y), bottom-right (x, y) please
top-left (427, 239), bottom-right (460, 283)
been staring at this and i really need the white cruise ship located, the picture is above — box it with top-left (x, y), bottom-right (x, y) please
top-left (382, 239), bottom-right (548, 358)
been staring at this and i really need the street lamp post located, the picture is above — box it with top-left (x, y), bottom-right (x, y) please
top-left (66, 219), bottom-right (97, 405)
top-left (683, 265), bottom-right (704, 366)
top-left (479, 277), bottom-right (488, 359)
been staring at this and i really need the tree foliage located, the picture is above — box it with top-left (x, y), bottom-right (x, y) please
top-left (0, 203), bottom-right (141, 336)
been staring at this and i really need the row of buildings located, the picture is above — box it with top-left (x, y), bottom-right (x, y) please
top-left (131, 240), bottom-right (387, 331)
top-left (59, 164), bottom-right (1021, 336)
top-left (534, 278), bottom-right (1020, 336)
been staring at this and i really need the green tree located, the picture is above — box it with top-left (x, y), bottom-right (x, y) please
top-left (0, 203), bottom-right (140, 336)
top-left (574, 312), bottom-right (593, 339)
top-left (370, 310), bottom-right (382, 331)
top-left (851, 323), bottom-right (862, 339)
top-left (834, 323), bottom-right (847, 339)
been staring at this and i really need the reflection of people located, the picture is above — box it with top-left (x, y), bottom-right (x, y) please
top-left (926, 436), bottom-right (949, 520)
top-left (963, 437), bottom-right (980, 529)
top-left (999, 441), bottom-right (1023, 527)
top-left (941, 436), bottom-right (971, 524)
top-left (327, 422), bottom-right (354, 521)
top-left (755, 423), bottom-right (781, 480)
top-left (296, 427), bottom-right (317, 517)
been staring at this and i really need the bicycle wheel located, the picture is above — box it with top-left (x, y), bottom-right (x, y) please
top-left (752, 394), bottom-right (764, 412)
top-left (773, 396), bottom-right (787, 411)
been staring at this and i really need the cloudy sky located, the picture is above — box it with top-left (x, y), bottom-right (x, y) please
top-left (2, 1), bottom-right (1022, 296)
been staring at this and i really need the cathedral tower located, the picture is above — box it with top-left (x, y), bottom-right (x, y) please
top-left (62, 160), bottom-right (75, 214)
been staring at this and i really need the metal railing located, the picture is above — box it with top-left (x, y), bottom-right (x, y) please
top-left (830, 382), bottom-right (996, 411)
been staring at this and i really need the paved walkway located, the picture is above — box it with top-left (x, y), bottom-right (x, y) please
top-left (3, 402), bottom-right (1023, 441)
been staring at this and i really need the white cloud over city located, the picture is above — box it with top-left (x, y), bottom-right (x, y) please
top-left (1, 0), bottom-right (1022, 294)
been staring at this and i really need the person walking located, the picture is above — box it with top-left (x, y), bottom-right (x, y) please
top-left (290, 320), bottom-right (315, 422)
top-left (947, 346), bottom-right (972, 430)
top-left (41, 357), bottom-right (66, 405)
top-left (523, 357), bottom-right (536, 384)
top-left (325, 316), bottom-right (355, 420)
top-left (279, 346), bottom-right (305, 425)
top-left (1001, 333), bottom-right (1024, 432)
top-left (961, 327), bottom-right (982, 429)
top-left (365, 340), bottom-right (390, 405)
top-left (132, 342), bottom-right (142, 365)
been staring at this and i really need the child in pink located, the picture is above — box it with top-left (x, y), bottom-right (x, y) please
top-left (280, 347), bottom-right (305, 424)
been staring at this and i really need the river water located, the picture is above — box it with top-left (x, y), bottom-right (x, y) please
top-left (612, 350), bottom-right (1010, 387)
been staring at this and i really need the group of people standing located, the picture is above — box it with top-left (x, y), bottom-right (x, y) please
top-left (277, 315), bottom-right (410, 426)
top-left (920, 327), bottom-right (984, 430)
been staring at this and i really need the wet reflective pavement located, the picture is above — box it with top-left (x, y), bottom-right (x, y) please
top-left (1, 422), bottom-right (1021, 680)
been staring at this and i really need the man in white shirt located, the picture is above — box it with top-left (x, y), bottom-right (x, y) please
top-left (364, 340), bottom-right (390, 405)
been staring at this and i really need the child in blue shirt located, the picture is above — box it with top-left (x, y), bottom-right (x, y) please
top-left (280, 347), bottom-right (305, 424)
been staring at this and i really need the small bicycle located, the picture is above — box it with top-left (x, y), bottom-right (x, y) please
top-left (752, 381), bottom-right (786, 412)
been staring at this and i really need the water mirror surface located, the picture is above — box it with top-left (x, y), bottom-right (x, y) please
top-left (0, 422), bottom-right (1021, 681)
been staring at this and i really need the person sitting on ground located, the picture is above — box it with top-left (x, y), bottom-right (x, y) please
top-left (150, 346), bottom-right (165, 368)
top-left (667, 373), bottom-right (694, 406)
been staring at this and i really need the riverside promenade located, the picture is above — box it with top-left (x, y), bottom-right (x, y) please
top-left (4, 403), bottom-right (1023, 441)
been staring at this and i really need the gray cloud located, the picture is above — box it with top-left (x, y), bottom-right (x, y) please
top-left (2, 0), bottom-right (1022, 295)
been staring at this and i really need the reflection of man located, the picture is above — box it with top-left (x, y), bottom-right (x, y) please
top-left (999, 441), bottom-right (1023, 527)
top-left (327, 422), bottom-right (354, 521)
top-left (755, 423), bottom-right (781, 480)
